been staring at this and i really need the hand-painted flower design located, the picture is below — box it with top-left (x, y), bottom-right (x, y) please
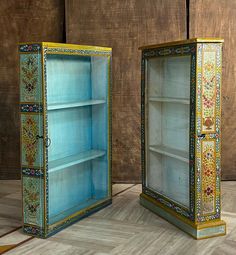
top-left (22, 116), bottom-right (38, 166)
top-left (201, 51), bottom-right (216, 133)
top-left (23, 179), bottom-right (40, 220)
top-left (21, 55), bottom-right (38, 101)
top-left (202, 141), bottom-right (216, 214)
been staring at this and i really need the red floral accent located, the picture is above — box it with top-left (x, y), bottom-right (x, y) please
top-left (204, 186), bottom-right (213, 196)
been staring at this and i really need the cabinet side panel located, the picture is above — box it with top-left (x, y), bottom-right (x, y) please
top-left (19, 44), bottom-right (45, 237)
top-left (195, 43), bottom-right (222, 222)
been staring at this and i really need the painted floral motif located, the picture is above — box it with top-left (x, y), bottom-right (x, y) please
top-left (19, 44), bottom-right (41, 52)
top-left (22, 116), bottom-right (39, 166)
top-left (202, 51), bottom-right (216, 132)
top-left (23, 177), bottom-right (42, 226)
top-left (202, 140), bottom-right (216, 214)
top-left (21, 103), bottom-right (43, 113)
top-left (22, 167), bottom-right (44, 177)
top-left (21, 55), bottom-right (39, 101)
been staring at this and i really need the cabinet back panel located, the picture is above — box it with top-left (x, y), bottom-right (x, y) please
top-left (147, 151), bottom-right (189, 208)
top-left (91, 56), bottom-right (108, 100)
top-left (91, 56), bottom-right (108, 150)
top-left (48, 107), bottom-right (92, 161)
top-left (48, 161), bottom-right (91, 224)
top-left (48, 158), bottom-right (108, 224)
top-left (148, 56), bottom-right (191, 99)
top-left (148, 102), bottom-right (189, 152)
top-left (146, 55), bottom-right (190, 209)
top-left (47, 55), bottom-right (91, 104)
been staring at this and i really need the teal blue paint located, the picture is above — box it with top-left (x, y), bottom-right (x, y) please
top-left (46, 54), bottom-right (110, 227)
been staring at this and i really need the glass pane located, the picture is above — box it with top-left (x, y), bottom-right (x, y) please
top-left (146, 55), bottom-right (191, 208)
top-left (46, 54), bottom-right (109, 224)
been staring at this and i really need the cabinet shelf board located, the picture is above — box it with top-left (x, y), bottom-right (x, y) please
top-left (48, 99), bottom-right (106, 110)
top-left (149, 145), bottom-right (189, 163)
top-left (149, 97), bottom-right (190, 105)
top-left (49, 150), bottom-right (106, 173)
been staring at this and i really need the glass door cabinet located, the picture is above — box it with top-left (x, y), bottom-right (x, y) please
top-left (139, 38), bottom-right (225, 239)
top-left (19, 42), bottom-right (112, 238)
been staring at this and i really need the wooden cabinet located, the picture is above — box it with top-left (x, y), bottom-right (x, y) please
top-left (139, 38), bottom-right (226, 239)
top-left (19, 43), bottom-right (112, 237)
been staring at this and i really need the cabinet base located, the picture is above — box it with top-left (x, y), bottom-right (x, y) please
top-left (140, 193), bottom-right (226, 239)
top-left (23, 198), bottom-right (112, 238)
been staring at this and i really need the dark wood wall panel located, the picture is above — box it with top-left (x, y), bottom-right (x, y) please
top-left (190, 0), bottom-right (236, 180)
top-left (66, 0), bottom-right (186, 183)
top-left (0, 0), bottom-right (64, 179)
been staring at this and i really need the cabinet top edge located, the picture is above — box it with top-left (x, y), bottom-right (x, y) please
top-left (138, 38), bottom-right (224, 50)
top-left (18, 42), bottom-right (112, 52)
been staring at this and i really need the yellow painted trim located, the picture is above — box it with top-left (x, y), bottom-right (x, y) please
top-left (43, 42), bottom-right (111, 51)
top-left (139, 38), bottom-right (224, 50)
top-left (18, 42), bottom-right (112, 51)
top-left (107, 56), bottom-right (112, 197)
top-left (41, 47), bottom-right (47, 235)
top-left (45, 52), bottom-right (111, 57)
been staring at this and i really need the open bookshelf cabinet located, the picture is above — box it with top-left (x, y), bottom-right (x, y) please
top-left (19, 42), bottom-right (112, 238)
top-left (139, 38), bottom-right (226, 239)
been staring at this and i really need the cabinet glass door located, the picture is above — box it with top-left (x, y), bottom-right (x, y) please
top-left (146, 55), bottom-right (191, 208)
top-left (46, 54), bottom-right (109, 225)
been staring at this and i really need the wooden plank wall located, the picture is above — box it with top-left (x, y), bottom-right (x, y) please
top-left (0, 0), bottom-right (65, 179)
top-left (66, 0), bottom-right (187, 183)
top-left (190, 0), bottom-right (236, 179)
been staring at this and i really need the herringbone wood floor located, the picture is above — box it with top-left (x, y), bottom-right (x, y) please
top-left (1, 182), bottom-right (236, 254)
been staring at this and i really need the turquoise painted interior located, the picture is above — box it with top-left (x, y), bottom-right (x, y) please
top-left (46, 54), bottom-right (109, 224)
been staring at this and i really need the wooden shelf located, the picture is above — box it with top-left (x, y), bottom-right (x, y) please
top-left (149, 97), bottom-right (190, 105)
top-left (149, 145), bottom-right (189, 163)
top-left (48, 99), bottom-right (106, 111)
top-left (49, 150), bottom-right (106, 173)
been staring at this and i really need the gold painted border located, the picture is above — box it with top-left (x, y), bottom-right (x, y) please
top-left (19, 42), bottom-right (111, 52)
top-left (41, 46), bottom-right (47, 236)
top-left (139, 38), bottom-right (224, 50)
top-left (107, 56), bottom-right (112, 197)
